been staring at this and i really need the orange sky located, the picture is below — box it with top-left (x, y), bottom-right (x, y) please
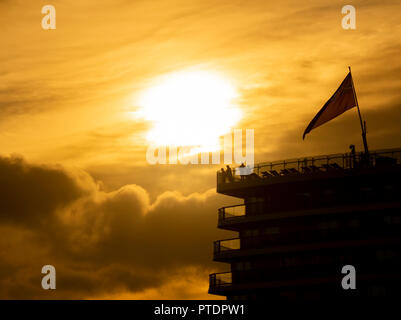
top-left (0, 0), bottom-right (401, 299)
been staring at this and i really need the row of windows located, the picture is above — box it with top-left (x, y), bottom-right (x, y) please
top-left (244, 183), bottom-right (399, 213)
top-left (239, 213), bottom-right (400, 238)
top-left (231, 248), bottom-right (400, 271)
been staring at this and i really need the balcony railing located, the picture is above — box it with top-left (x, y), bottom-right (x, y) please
top-left (214, 222), bottom-right (401, 258)
top-left (214, 238), bottom-right (241, 254)
top-left (218, 204), bottom-right (246, 221)
top-left (218, 201), bottom-right (268, 223)
top-left (217, 148), bottom-right (401, 184)
top-left (209, 272), bottom-right (232, 290)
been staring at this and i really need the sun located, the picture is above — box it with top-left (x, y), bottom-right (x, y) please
top-left (137, 70), bottom-right (242, 149)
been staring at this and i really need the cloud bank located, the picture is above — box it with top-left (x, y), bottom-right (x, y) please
top-left (0, 155), bottom-right (234, 299)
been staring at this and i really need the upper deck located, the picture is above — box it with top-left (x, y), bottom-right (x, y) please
top-left (217, 148), bottom-right (401, 197)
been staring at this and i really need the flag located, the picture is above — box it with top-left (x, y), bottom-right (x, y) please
top-left (303, 72), bottom-right (357, 139)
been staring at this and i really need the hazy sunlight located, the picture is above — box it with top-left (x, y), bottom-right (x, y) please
top-left (137, 70), bottom-right (242, 149)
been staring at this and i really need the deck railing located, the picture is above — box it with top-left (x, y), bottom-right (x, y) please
top-left (209, 272), bottom-right (232, 290)
top-left (218, 204), bottom-right (246, 221)
top-left (217, 148), bottom-right (401, 184)
top-left (214, 238), bottom-right (241, 254)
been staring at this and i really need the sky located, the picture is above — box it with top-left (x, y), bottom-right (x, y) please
top-left (0, 0), bottom-right (401, 299)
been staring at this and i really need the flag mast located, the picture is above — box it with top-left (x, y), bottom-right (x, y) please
top-left (348, 66), bottom-right (369, 155)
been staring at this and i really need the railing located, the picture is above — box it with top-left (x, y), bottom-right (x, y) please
top-left (218, 202), bottom-right (266, 222)
top-left (213, 220), bottom-right (401, 257)
top-left (218, 204), bottom-right (246, 221)
top-left (209, 272), bottom-right (232, 290)
top-left (214, 238), bottom-right (241, 254)
top-left (217, 148), bottom-right (401, 184)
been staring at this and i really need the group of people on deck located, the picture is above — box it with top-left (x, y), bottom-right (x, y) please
top-left (220, 165), bottom-right (233, 183)
top-left (220, 163), bottom-right (253, 183)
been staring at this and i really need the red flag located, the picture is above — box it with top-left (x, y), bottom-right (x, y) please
top-left (303, 72), bottom-right (357, 139)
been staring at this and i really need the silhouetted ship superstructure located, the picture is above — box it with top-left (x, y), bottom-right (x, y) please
top-left (209, 148), bottom-right (401, 300)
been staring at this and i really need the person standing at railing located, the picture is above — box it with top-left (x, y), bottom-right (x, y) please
top-left (239, 163), bottom-right (246, 180)
top-left (349, 144), bottom-right (356, 168)
top-left (220, 168), bottom-right (227, 183)
top-left (226, 165), bottom-right (233, 182)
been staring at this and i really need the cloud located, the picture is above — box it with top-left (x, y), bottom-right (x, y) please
top-left (0, 155), bottom-right (94, 226)
top-left (0, 155), bottom-right (234, 298)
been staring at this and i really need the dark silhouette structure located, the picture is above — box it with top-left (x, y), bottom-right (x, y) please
top-left (209, 148), bottom-right (401, 300)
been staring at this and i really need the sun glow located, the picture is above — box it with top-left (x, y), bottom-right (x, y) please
top-left (137, 70), bottom-right (241, 149)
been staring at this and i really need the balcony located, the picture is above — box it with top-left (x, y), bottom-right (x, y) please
top-left (218, 201), bottom-right (294, 230)
top-left (208, 270), bottom-right (340, 295)
top-left (217, 148), bottom-right (401, 196)
top-left (214, 238), bottom-right (241, 260)
top-left (209, 272), bottom-right (232, 294)
top-left (218, 204), bottom-right (245, 223)
top-left (209, 269), bottom-right (401, 296)
top-left (218, 195), bottom-right (401, 231)
top-left (213, 230), bottom-right (401, 261)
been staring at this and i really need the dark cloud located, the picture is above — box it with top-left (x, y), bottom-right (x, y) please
top-left (0, 156), bottom-right (91, 225)
top-left (0, 155), bottom-right (234, 298)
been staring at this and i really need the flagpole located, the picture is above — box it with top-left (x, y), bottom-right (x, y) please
top-left (348, 66), bottom-right (369, 155)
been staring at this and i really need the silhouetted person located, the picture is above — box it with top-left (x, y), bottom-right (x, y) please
top-left (226, 165), bottom-right (233, 182)
top-left (239, 163), bottom-right (246, 180)
top-left (349, 144), bottom-right (356, 168)
top-left (220, 168), bottom-right (227, 183)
